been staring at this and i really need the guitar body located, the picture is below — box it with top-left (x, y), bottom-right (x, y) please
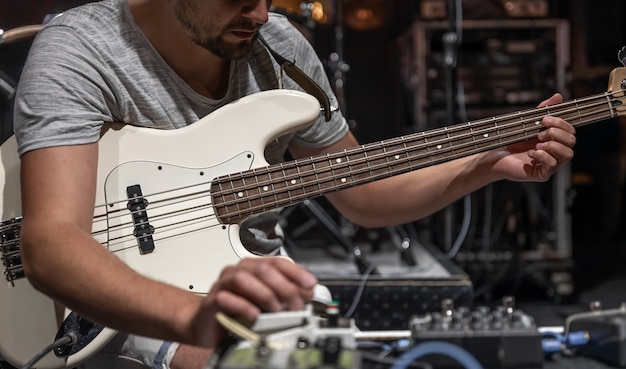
top-left (0, 89), bottom-right (321, 368)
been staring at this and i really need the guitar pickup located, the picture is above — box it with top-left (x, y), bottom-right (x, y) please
top-left (126, 184), bottom-right (155, 254)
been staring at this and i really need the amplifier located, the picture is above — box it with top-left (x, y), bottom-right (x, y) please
top-left (323, 276), bottom-right (473, 331)
top-left (501, 0), bottom-right (549, 18)
top-left (419, 0), bottom-right (550, 20)
top-left (293, 241), bottom-right (474, 331)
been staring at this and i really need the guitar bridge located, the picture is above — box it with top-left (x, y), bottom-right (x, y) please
top-left (0, 217), bottom-right (25, 285)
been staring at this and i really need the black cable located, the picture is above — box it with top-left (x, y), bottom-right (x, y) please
top-left (343, 262), bottom-right (378, 318)
top-left (19, 333), bottom-right (77, 369)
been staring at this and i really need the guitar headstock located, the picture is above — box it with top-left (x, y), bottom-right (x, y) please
top-left (607, 67), bottom-right (626, 117)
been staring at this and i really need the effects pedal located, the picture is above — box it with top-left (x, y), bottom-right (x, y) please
top-left (409, 297), bottom-right (543, 369)
top-left (217, 303), bottom-right (360, 369)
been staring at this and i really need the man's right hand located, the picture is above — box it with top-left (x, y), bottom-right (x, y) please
top-left (190, 257), bottom-right (318, 349)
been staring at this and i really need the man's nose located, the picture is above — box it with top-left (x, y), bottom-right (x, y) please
top-left (242, 0), bottom-right (270, 24)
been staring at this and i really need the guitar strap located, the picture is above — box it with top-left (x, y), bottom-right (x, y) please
top-left (257, 34), bottom-right (333, 122)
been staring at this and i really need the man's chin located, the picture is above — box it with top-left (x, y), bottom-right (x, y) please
top-left (193, 39), bottom-right (252, 59)
top-left (219, 39), bottom-right (257, 59)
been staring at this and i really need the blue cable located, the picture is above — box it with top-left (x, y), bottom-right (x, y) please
top-left (541, 331), bottom-right (589, 354)
top-left (390, 341), bottom-right (485, 369)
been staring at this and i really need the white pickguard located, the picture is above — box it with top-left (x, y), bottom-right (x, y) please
top-left (102, 153), bottom-right (256, 293)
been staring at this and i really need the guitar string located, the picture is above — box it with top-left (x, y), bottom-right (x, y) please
top-left (94, 92), bottom-right (621, 252)
top-left (92, 89), bottom-right (621, 228)
top-left (1, 91), bottom-right (622, 263)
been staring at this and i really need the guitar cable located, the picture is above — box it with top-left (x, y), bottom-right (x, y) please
top-left (18, 333), bottom-right (77, 369)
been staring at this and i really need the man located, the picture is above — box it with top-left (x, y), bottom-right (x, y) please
top-left (13, 0), bottom-right (576, 368)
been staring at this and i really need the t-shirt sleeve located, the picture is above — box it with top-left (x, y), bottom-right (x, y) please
top-left (14, 24), bottom-right (116, 157)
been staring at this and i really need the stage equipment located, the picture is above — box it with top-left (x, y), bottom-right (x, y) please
top-left (565, 301), bottom-right (626, 367)
top-left (419, 0), bottom-right (550, 20)
top-left (500, 0), bottom-right (550, 18)
top-left (212, 297), bottom-right (546, 369)
top-left (271, 0), bottom-right (332, 42)
top-left (399, 18), bottom-right (573, 300)
top-left (271, 0), bottom-right (390, 32)
top-left (290, 240), bottom-right (474, 331)
top-left (410, 296), bottom-right (544, 368)
top-left (343, 0), bottom-right (390, 32)
top-left (272, 0), bottom-right (332, 26)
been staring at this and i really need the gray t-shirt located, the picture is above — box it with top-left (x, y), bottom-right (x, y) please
top-left (14, 0), bottom-right (348, 162)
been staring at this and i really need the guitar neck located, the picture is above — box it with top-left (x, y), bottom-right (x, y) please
top-left (212, 90), bottom-right (619, 224)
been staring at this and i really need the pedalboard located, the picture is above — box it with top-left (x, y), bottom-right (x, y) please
top-left (409, 298), bottom-right (543, 369)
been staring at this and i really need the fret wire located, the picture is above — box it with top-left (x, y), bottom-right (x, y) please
top-left (267, 170), bottom-right (278, 208)
top-left (241, 173), bottom-right (252, 217)
top-left (326, 153), bottom-right (337, 191)
top-left (295, 160), bottom-right (304, 199)
top-left (334, 152), bottom-right (344, 186)
top-left (402, 136), bottom-right (411, 168)
top-left (445, 127), bottom-right (454, 157)
top-left (283, 161), bottom-right (294, 195)
top-left (252, 168), bottom-right (266, 212)
top-left (468, 122), bottom-right (477, 152)
top-left (424, 132), bottom-right (434, 165)
top-left (311, 160), bottom-right (322, 195)
top-left (217, 176), bottom-right (228, 220)
top-left (232, 173), bottom-right (244, 219)
top-left (276, 162), bottom-right (288, 203)
top-left (339, 151), bottom-right (349, 186)
top-left (363, 151), bottom-right (373, 184)
top-left (345, 150), bottom-right (356, 185)
top-left (382, 144), bottom-right (391, 177)
top-left (605, 92), bottom-right (616, 117)
top-left (250, 170), bottom-right (260, 211)
top-left (493, 117), bottom-right (502, 146)
top-left (516, 112), bottom-right (524, 140)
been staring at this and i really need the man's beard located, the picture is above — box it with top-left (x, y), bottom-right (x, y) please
top-left (194, 31), bottom-right (258, 60)
top-left (175, 1), bottom-right (257, 59)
